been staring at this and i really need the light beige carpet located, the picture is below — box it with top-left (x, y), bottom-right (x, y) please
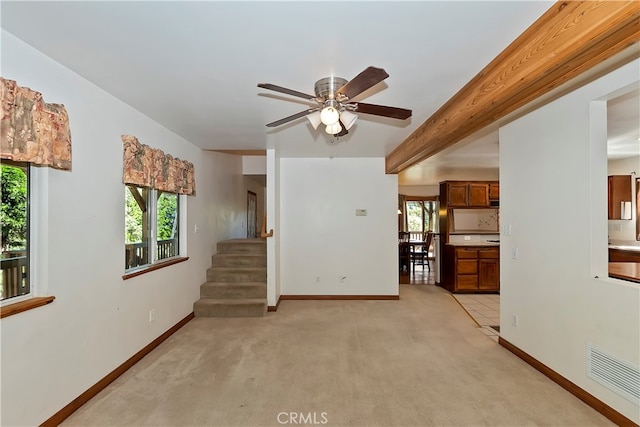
top-left (62, 284), bottom-right (613, 426)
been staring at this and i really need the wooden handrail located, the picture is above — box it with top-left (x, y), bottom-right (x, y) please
top-left (260, 213), bottom-right (273, 238)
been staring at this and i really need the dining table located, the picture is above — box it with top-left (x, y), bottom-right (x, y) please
top-left (398, 241), bottom-right (427, 273)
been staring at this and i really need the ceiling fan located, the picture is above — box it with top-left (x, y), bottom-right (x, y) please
top-left (257, 66), bottom-right (412, 137)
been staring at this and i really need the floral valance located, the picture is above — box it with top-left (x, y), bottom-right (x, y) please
top-left (0, 77), bottom-right (72, 170)
top-left (122, 135), bottom-right (195, 195)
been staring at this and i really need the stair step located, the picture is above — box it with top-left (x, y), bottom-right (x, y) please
top-left (212, 253), bottom-right (266, 268)
top-left (194, 298), bottom-right (267, 317)
top-left (200, 282), bottom-right (267, 299)
top-left (207, 267), bottom-right (266, 282)
top-left (217, 239), bottom-right (266, 255)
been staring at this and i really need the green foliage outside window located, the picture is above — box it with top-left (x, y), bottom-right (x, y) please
top-left (1, 165), bottom-right (27, 253)
top-left (125, 187), bottom-right (178, 244)
top-left (406, 202), bottom-right (423, 231)
top-left (405, 200), bottom-right (437, 233)
top-left (157, 192), bottom-right (178, 240)
top-left (125, 187), bottom-right (144, 244)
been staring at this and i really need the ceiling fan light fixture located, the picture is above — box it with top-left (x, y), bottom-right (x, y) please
top-left (320, 105), bottom-right (340, 126)
top-left (340, 110), bottom-right (358, 130)
top-left (325, 122), bottom-right (342, 135)
top-left (258, 66), bottom-right (412, 133)
top-left (307, 111), bottom-right (322, 130)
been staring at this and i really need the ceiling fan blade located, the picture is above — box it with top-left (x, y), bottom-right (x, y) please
top-left (265, 109), bottom-right (316, 127)
top-left (335, 120), bottom-right (349, 137)
top-left (355, 102), bottom-right (412, 120)
top-left (257, 83), bottom-right (316, 101)
top-left (336, 66), bottom-right (389, 100)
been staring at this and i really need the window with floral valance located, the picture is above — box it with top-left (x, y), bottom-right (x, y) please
top-left (0, 77), bottom-right (72, 170)
top-left (121, 134), bottom-right (195, 195)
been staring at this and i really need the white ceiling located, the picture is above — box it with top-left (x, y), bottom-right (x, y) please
top-left (1, 1), bottom-right (637, 186)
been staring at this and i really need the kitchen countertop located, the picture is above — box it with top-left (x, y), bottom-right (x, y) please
top-left (608, 240), bottom-right (640, 251)
top-left (609, 245), bottom-right (640, 252)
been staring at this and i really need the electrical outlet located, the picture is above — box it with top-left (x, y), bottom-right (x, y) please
top-left (511, 314), bottom-right (519, 327)
top-left (502, 224), bottom-right (512, 235)
top-left (316, 276), bottom-right (320, 283)
top-left (149, 309), bottom-right (155, 323)
top-left (512, 247), bottom-right (519, 259)
top-left (464, 235), bottom-right (471, 241)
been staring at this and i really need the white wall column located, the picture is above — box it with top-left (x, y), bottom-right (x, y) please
top-left (266, 148), bottom-right (281, 307)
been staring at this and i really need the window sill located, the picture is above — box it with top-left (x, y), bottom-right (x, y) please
top-left (0, 296), bottom-right (56, 319)
top-left (122, 256), bottom-right (189, 280)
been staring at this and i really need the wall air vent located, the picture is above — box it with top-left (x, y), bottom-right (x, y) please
top-left (587, 342), bottom-right (640, 406)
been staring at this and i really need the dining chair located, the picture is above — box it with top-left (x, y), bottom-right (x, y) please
top-left (398, 232), bottom-right (411, 273)
top-left (412, 232), bottom-right (433, 273)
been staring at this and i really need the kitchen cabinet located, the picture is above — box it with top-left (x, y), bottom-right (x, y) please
top-left (448, 183), bottom-right (469, 207)
top-left (608, 175), bottom-right (632, 219)
top-left (469, 184), bottom-right (490, 207)
top-left (438, 180), bottom-right (500, 289)
top-left (489, 183), bottom-right (500, 201)
top-left (609, 248), bottom-right (640, 262)
top-left (445, 182), bottom-right (490, 207)
top-left (442, 245), bottom-right (500, 292)
top-left (478, 250), bottom-right (500, 289)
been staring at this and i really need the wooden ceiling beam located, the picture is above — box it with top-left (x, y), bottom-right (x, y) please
top-left (385, 1), bottom-right (640, 174)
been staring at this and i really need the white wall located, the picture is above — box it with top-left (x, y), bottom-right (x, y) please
top-left (242, 155), bottom-right (267, 175)
top-left (607, 156), bottom-right (639, 241)
top-left (1, 31), bottom-right (246, 426)
top-left (500, 59), bottom-right (640, 423)
top-left (398, 185), bottom-right (439, 197)
top-left (279, 158), bottom-right (398, 295)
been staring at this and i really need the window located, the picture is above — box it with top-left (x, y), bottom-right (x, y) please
top-left (1, 162), bottom-right (29, 301)
top-left (156, 191), bottom-right (179, 261)
top-left (403, 199), bottom-right (438, 240)
top-left (125, 185), bottom-right (180, 271)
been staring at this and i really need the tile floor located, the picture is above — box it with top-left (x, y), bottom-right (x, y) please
top-left (451, 293), bottom-right (501, 341)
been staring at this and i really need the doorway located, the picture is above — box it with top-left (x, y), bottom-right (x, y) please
top-left (398, 196), bottom-right (439, 285)
top-left (247, 191), bottom-right (257, 238)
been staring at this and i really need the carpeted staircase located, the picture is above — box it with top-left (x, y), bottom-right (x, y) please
top-left (194, 239), bottom-right (267, 317)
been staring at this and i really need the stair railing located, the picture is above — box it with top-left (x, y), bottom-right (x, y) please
top-left (260, 213), bottom-right (273, 238)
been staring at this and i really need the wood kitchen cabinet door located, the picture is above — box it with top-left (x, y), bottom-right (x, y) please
top-left (457, 275), bottom-right (479, 290)
top-left (608, 175), bottom-right (632, 219)
top-left (457, 259), bottom-right (478, 274)
top-left (489, 183), bottom-right (500, 200)
top-left (478, 248), bottom-right (499, 290)
top-left (468, 184), bottom-right (490, 207)
top-left (479, 259), bottom-right (499, 290)
top-left (448, 183), bottom-right (468, 207)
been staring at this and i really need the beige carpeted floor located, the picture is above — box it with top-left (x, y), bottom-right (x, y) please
top-left (63, 284), bottom-right (613, 426)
